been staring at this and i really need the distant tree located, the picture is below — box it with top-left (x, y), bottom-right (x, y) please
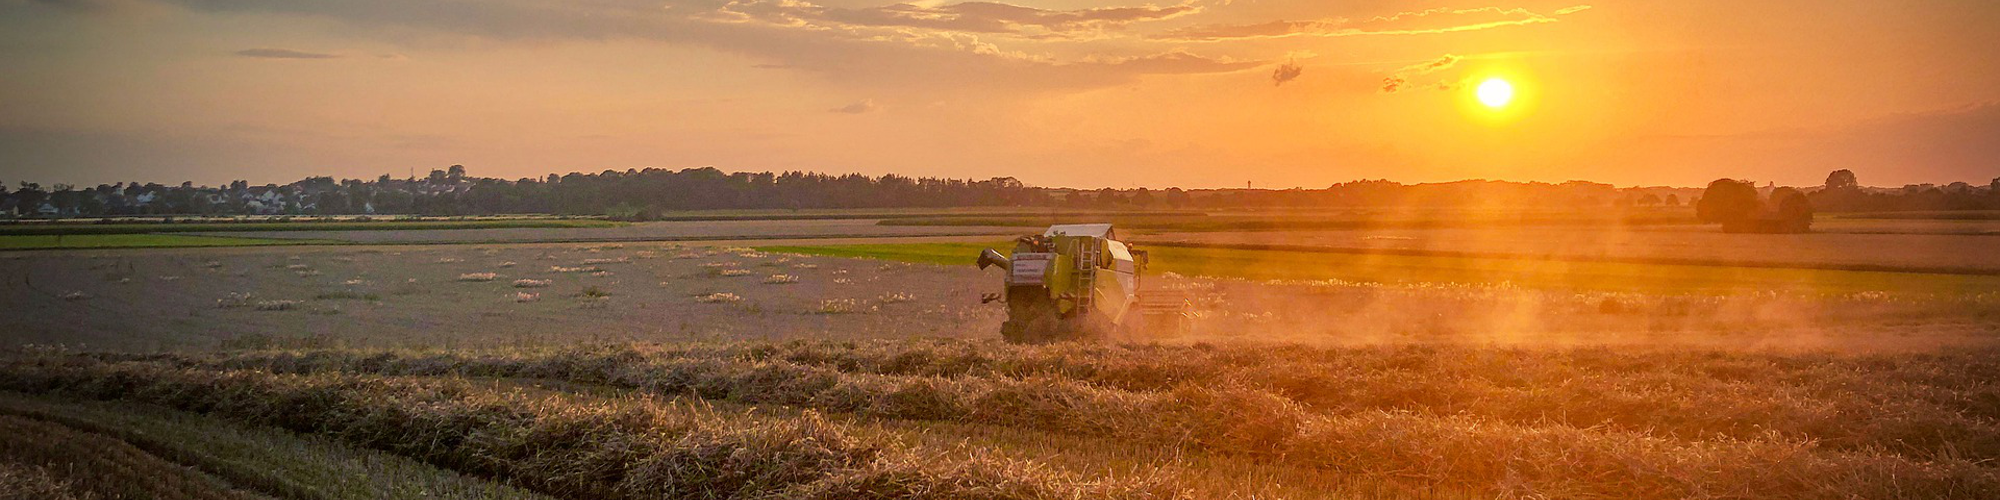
top-left (49, 184), bottom-right (79, 216)
top-left (447, 164), bottom-right (467, 182)
top-left (1770, 187), bottom-right (1813, 233)
top-left (1664, 194), bottom-right (1680, 206)
top-left (15, 183), bottom-right (47, 216)
top-left (1696, 179), bottom-right (1759, 232)
top-left (1636, 193), bottom-right (1662, 206)
top-left (1824, 169), bottom-right (1859, 192)
top-left (1129, 188), bottom-right (1155, 207)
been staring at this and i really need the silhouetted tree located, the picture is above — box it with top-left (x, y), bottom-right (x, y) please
top-left (1824, 169), bottom-right (1859, 191)
top-left (1770, 187), bottom-right (1813, 233)
top-left (1697, 179), bottom-right (1759, 232)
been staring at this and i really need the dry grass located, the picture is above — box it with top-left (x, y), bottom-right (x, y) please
top-left (0, 358), bottom-right (1178, 500)
top-left (811, 299), bottom-right (876, 315)
top-left (0, 460), bottom-right (88, 500)
top-left (0, 414), bottom-right (261, 500)
top-left (252, 300), bottom-right (301, 311)
top-left (0, 392), bottom-right (555, 500)
top-left (96, 342), bottom-right (2000, 499)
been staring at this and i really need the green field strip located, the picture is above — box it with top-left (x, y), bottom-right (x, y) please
top-left (758, 241), bottom-right (2000, 293)
top-left (0, 234), bottom-right (338, 250)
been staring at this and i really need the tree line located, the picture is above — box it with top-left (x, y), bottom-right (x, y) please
top-left (1, 165), bottom-right (1993, 219)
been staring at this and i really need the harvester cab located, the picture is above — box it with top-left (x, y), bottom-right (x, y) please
top-left (977, 224), bottom-right (1186, 343)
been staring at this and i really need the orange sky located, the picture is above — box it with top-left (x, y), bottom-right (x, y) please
top-left (2, 1), bottom-right (1996, 189)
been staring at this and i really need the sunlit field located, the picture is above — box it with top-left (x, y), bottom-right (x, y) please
top-left (5, 220), bottom-right (1999, 498)
top-left (8, 0), bottom-right (1999, 495)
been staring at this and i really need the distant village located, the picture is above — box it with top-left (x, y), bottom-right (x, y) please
top-left (2, 165), bottom-right (1994, 219)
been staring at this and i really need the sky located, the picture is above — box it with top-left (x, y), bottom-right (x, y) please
top-left (1, 0), bottom-right (1996, 189)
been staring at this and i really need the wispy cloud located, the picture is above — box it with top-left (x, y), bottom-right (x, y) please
top-left (709, 0), bottom-right (1201, 37)
top-left (235, 48), bottom-right (339, 59)
top-left (829, 99), bottom-right (877, 114)
top-left (1158, 5), bottom-right (1589, 41)
top-left (1381, 54), bottom-right (1460, 93)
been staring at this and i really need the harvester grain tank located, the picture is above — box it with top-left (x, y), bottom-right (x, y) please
top-left (977, 224), bottom-right (1186, 342)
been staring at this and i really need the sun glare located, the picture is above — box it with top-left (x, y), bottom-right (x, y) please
top-left (1476, 78), bottom-right (1515, 108)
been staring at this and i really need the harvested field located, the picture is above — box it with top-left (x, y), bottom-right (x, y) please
top-left (0, 218), bottom-right (621, 237)
top-left (3, 222), bottom-right (1998, 498)
top-left (0, 392), bottom-right (554, 500)
top-left (183, 219), bottom-right (1023, 245)
top-left (5, 241), bottom-right (1996, 351)
top-left (0, 357), bottom-right (1178, 500)
top-left (0, 243), bottom-right (1000, 349)
top-left (0, 413), bottom-right (266, 500)
top-left (0, 234), bottom-right (328, 250)
top-left (8, 342), bottom-right (2000, 499)
top-left (1139, 224), bottom-right (2000, 274)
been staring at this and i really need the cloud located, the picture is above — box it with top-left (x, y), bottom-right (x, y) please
top-left (1381, 54), bottom-right (1459, 93)
top-left (710, 0), bottom-right (1200, 37)
top-left (829, 99), bottom-right (877, 114)
top-left (1554, 5), bottom-right (1593, 15)
top-left (234, 48), bottom-right (340, 59)
top-left (53, 1), bottom-right (1254, 93)
top-left (1078, 49), bottom-right (1261, 74)
top-left (1271, 60), bottom-right (1303, 86)
top-left (1159, 5), bottom-right (1585, 41)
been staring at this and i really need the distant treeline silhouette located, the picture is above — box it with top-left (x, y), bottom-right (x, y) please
top-left (1, 165), bottom-right (1993, 218)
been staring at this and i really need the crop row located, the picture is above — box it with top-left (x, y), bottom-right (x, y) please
top-left (91, 348), bottom-right (2000, 499)
top-left (120, 341), bottom-right (2000, 463)
top-left (0, 414), bottom-right (258, 500)
top-left (643, 340), bottom-right (2000, 460)
top-left (0, 357), bottom-right (1173, 500)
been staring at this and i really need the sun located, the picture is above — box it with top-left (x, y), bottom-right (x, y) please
top-left (1475, 78), bottom-right (1514, 108)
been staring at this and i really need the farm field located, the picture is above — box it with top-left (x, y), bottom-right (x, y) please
top-left (6, 340), bottom-right (2000, 499)
top-left (0, 234), bottom-right (330, 250)
top-left (879, 209), bottom-right (2000, 235)
top-left (1137, 223), bottom-right (2000, 274)
top-left (3, 220), bottom-right (1998, 499)
top-left (181, 218), bottom-right (1024, 245)
top-left (0, 218), bottom-right (623, 236)
top-left (764, 240), bottom-right (2000, 293)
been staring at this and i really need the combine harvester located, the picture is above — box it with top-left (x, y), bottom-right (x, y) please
top-left (976, 224), bottom-right (1188, 343)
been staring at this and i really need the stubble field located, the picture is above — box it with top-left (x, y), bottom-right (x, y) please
top-left (4, 219), bottom-right (1999, 499)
